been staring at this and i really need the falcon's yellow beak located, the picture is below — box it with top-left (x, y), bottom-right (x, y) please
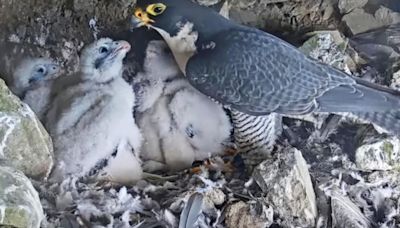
top-left (131, 8), bottom-right (155, 28)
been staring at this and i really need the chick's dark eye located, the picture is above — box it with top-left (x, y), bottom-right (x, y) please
top-left (99, 46), bottom-right (108, 53)
top-left (37, 67), bottom-right (45, 74)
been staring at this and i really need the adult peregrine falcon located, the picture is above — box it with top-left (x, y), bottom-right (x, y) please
top-left (131, 0), bottom-right (400, 135)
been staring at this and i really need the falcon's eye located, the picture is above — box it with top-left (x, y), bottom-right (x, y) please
top-left (146, 3), bottom-right (166, 16)
top-left (99, 46), bottom-right (109, 54)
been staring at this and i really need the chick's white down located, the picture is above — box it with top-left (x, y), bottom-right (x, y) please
top-left (46, 38), bottom-right (143, 184)
top-left (133, 40), bottom-right (232, 171)
top-left (9, 57), bottom-right (61, 121)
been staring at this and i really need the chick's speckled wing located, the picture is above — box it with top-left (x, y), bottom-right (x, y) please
top-left (186, 27), bottom-right (355, 115)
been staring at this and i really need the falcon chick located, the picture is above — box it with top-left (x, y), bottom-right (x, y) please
top-left (46, 38), bottom-right (143, 184)
top-left (9, 58), bottom-right (61, 121)
top-left (132, 40), bottom-right (232, 171)
top-left (131, 0), bottom-right (400, 136)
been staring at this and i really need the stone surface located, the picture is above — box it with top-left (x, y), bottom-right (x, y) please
top-left (300, 30), bottom-right (354, 72)
top-left (329, 188), bottom-right (370, 228)
top-left (342, 7), bottom-right (400, 35)
top-left (224, 201), bottom-right (272, 228)
top-left (169, 180), bottom-right (227, 219)
top-left (253, 148), bottom-right (317, 227)
top-left (355, 137), bottom-right (400, 171)
top-left (392, 68), bottom-right (400, 89)
top-left (229, 0), bottom-right (340, 42)
top-left (342, 8), bottom-right (383, 35)
top-left (338, 0), bottom-right (368, 14)
top-left (0, 0), bottom-right (135, 76)
top-left (0, 78), bottom-right (53, 180)
top-left (350, 23), bottom-right (400, 83)
top-left (0, 166), bottom-right (44, 228)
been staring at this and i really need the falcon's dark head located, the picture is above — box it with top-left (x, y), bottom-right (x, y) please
top-left (131, 0), bottom-right (233, 73)
top-left (131, 0), bottom-right (232, 43)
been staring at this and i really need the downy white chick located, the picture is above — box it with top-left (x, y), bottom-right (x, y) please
top-left (133, 40), bottom-right (233, 171)
top-left (9, 58), bottom-right (61, 121)
top-left (46, 38), bottom-right (143, 184)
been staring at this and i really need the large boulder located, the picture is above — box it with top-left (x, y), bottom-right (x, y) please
top-left (0, 166), bottom-right (44, 228)
top-left (0, 78), bottom-right (53, 180)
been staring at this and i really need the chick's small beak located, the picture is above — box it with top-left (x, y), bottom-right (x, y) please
top-left (131, 8), bottom-right (154, 29)
top-left (115, 41), bottom-right (131, 53)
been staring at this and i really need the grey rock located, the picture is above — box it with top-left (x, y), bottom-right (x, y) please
top-left (0, 78), bottom-right (54, 180)
top-left (355, 137), bottom-right (400, 171)
top-left (392, 68), bottom-right (400, 89)
top-left (338, 0), bottom-right (368, 14)
top-left (300, 30), bottom-right (354, 73)
top-left (342, 8), bottom-right (383, 35)
top-left (228, 0), bottom-right (340, 39)
top-left (170, 187), bottom-right (225, 219)
top-left (343, 7), bottom-right (400, 35)
top-left (330, 188), bottom-right (370, 228)
top-left (253, 148), bottom-right (317, 227)
top-left (350, 23), bottom-right (400, 80)
top-left (0, 166), bottom-right (44, 228)
top-left (374, 6), bottom-right (400, 26)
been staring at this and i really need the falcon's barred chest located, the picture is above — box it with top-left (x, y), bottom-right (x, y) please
top-left (230, 110), bottom-right (282, 153)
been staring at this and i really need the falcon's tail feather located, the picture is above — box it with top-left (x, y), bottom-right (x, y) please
top-left (315, 76), bottom-right (400, 135)
top-left (317, 80), bottom-right (400, 114)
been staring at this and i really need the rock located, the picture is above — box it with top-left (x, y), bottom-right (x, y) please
top-left (253, 148), bottom-right (317, 227)
top-left (0, 78), bottom-right (53, 179)
top-left (329, 188), bottom-right (370, 228)
top-left (170, 187), bottom-right (226, 219)
top-left (204, 188), bottom-right (225, 206)
top-left (374, 6), bottom-right (400, 25)
top-left (342, 9), bottom-right (381, 35)
top-left (0, 166), bottom-right (44, 228)
top-left (392, 68), bottom-right (400, 89)
top-left (228, 0), bottom-right (340, 42)
top-left (338, 0), bottom-right (368, 14)
top-left (355, 137), bottom-right (400, 171)
top-left (224, 201), bottom-right (272, 228)
top-left (350, 23), bottom-right (400, 81)
top-left (342, 7), bottom-right (400, 35)
top-left (300, 31), bottom-right (354, 73)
